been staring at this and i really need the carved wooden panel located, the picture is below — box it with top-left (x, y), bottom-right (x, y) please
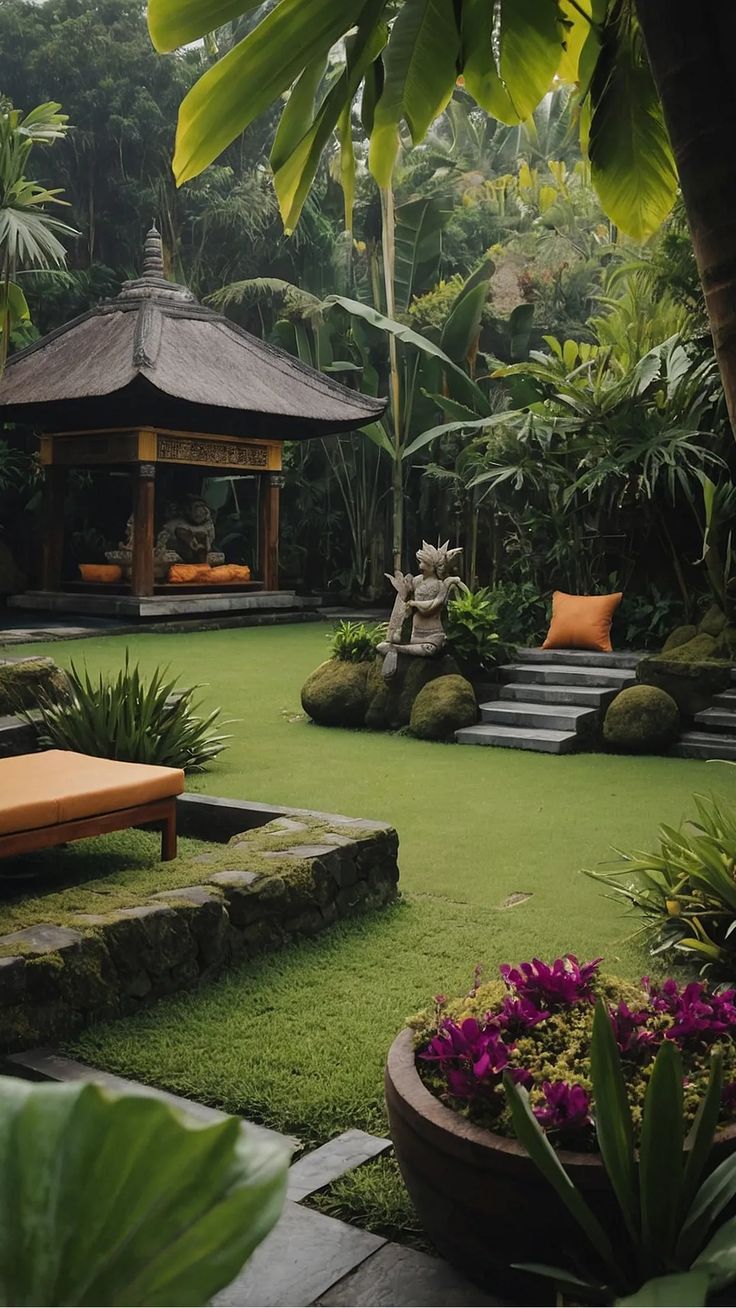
top-left (156, 435), bottom-right (271, 469)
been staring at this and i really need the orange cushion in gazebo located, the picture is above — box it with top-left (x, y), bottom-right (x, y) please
top-left (0, 750), bottom-right (184, 835)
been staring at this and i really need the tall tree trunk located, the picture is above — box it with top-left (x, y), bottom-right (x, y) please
top-left (380, 185), bottom-right (403, 571)
top-left (636, 1), bottom-right (736, 432)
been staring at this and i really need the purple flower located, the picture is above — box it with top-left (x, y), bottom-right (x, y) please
top-left (609, 1002), bottom-right (659, 1060)
top-left (533, 1081), bottom-right (592, 1132)
top-left (496, 994), bottom-right (549, 1036)
top-left (499, 955), bottom-right (602, 1009)
top-left (419, 1017), bottom-right (511, 1101)
top-left (646, 978), bottom-right (736, 1045)
top-left (510, 1066), bottom-right (534, 1089)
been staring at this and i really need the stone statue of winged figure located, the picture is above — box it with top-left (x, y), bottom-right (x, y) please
top-left (377, 540), bottom-right (468, 679)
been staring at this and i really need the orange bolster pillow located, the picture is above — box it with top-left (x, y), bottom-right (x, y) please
top-left (79, 564), bottom-right (123, 583)
top-left (168, 564), bottom-right (213, 583)
top-left (543, 590), bottom-right (623, 653)
top-left (208, 564), bottom-right (251, 582)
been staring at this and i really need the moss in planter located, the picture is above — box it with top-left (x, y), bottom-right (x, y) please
top-left (408, 973), bottom-right (736, 1146)
top-left (603, 685), bottom-right (679, 754)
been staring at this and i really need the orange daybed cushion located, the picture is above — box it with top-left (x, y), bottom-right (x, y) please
top-left (542, 590), bottom-right (623, 653)
top-left (208, 564), bottom-right (251, 582)
top-left (0, 750), bottom-right (185, 835)
top-left (79, 564), bottom-right (123, 583)
top-left (168, 564), bottom-right (212, 583)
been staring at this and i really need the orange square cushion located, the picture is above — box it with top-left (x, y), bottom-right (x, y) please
top-left (542, 591), bottom-right (623, 653)
top-left (0, 750), bottom-right (184, 834)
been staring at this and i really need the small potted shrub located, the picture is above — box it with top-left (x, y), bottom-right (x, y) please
top-left (386, 955), bottom-right (736, 1301)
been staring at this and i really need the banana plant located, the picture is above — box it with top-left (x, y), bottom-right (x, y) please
top-left (504, 999), bottom-right (736, 1301)
top-left (148, 0), bottom-right (676, 247)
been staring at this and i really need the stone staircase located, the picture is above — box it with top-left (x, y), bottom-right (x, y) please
top-left (456, 648), bottom-right (639, 754)
top-left (672, 672), bottom-right (736, 761)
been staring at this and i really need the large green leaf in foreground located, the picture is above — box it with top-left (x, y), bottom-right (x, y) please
top-left (0, 1076), bottom-right (289, 1307)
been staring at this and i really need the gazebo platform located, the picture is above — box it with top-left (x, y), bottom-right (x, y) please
top-left (7, 588), bottom-right (318, 621)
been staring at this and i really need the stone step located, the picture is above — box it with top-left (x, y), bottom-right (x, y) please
top-left (516, 647), bottom-right (642, 670)
top-left (479, 700), bottom-right (597, 732)
top-left (694, 707), bottom-right (736, 732)
top-left (499, 682), bottom-right (618, 708)
top-left (672, 732), bottom-right (736, 761)
top-left (500, 663), bottom-right (636, 689)
top-left (455, 723), bottom-right (578, 754)
top-left (712, 690), bottom-right (736, 709)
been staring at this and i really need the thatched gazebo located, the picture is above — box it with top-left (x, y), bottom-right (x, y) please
top-left (0, 227), bottom-right (384, 618)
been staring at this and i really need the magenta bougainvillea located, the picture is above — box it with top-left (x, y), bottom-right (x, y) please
top-left (413, 955), bottom-right (736, 1148)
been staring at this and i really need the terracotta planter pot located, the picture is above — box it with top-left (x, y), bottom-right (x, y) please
top-left (385, 1028), bottom-right (736, 1300)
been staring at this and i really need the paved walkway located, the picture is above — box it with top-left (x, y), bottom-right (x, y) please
top-left (6, 1049), bottom-right (497, 1307)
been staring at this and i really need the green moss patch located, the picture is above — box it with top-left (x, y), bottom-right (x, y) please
top-left (0, 815), bottom-right (362, 942)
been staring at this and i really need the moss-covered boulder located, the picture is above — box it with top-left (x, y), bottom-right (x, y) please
top-left (662, 624), bottom-right (697, 653)
top-left (713, 626), bottom-right (736, 661)
top-left (0, 657), bottom-right (68, 716)
top-left (603, 685), bottom-right (680, 754)
top-left (663, 633), bottom-right (718, 662)
top-left (410, 674), bottom-right (477, 741)
top-left (300, 659), bottom-right (371, 728)
top-left (365, 654), bottom-right (461, 731)
top-left (698, 604), bottom-right (727, 637)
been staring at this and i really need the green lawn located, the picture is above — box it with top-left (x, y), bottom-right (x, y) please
top-left (6, 624), bottom-right (731, 1236)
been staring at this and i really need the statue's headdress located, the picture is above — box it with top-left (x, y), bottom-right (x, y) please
top-left (415, 540), bottom-right (463, 575)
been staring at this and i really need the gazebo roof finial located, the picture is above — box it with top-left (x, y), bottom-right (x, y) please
top-left (142, 223), bottom-right (165, 279)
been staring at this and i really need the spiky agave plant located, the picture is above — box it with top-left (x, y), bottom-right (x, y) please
top-left (28, 652), bottom-right (232, 771)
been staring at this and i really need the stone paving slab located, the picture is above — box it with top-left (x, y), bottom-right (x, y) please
top-left (316, 1242), bottom-right (500, 1307)
top-left (287, 1128), bottom-right (391, 1202)
top-left (212, 1202), bottom-right (385, 1307)
top-left (4, 1049), bottom-right (299, 1152)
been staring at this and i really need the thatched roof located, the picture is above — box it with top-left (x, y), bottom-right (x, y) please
top-left (0, 227), bottom-right (386, 440)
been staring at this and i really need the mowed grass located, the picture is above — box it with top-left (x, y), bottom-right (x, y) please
top-left (6, 625), bottom-right (731, 1227)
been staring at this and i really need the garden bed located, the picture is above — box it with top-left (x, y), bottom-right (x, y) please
top-left (0, 793), bottom-right (399, 1050)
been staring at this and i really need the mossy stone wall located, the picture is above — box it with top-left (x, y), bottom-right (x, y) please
top-left (0, 804), bottom-right (399, 1052)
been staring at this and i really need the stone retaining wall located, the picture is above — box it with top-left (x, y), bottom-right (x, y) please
top-left (0, 795), bottom-right (399, 1052)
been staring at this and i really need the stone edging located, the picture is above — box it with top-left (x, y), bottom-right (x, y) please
top-left (0, 793), bottom-right (400, 1052)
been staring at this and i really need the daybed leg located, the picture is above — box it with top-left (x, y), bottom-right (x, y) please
top-left (161, 803), bottom-right (177, 861)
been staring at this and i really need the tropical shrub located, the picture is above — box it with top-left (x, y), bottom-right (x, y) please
top-left (0, 1073), bottom-right (289, 1306)
top-left (445, 587), bottom-right (513, 675)
top-left (504, 999), bottom-right (736, 1303)
top-left (411, 955), bottom-right (736, 1144)
top-left (330, 619), bottom-right (385, 663)
top-left (28, 654), bottom-right (231, 770)
top-left (617, 588), bottom-right (684, 650)
top-left (486, 579), bottom-right (547, 647)
top-left (584, 790), bottom-right (736, 976)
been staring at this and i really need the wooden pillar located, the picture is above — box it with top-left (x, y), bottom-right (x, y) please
top-left (131, 462), bottom-right (155, 597)
top-left (41, 464), bottom-right (66, 591)
top-left (260, 472), bottom-right (283, 592)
